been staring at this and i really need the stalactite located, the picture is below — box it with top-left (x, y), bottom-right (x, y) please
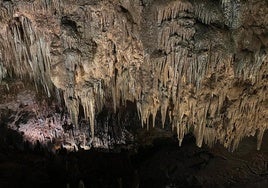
top-left (257, 127), bottom-right (266, 150)
top-left (64, 94), bottom-right (79, 128)
top-left (221, 0), bottom-right (241, 28)
top-left (203, 127), bottom-right (218, 147)
top-left (194, 2), bottom-right (212, 25)
top-left (78, 88), bottom-right (96, 139)
top-left (0, 63), bottom-right (6, 83)
top-left (161, 96), bottom-right (169, 128)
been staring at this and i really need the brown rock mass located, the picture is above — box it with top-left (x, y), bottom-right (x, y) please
top-left (0, 0), bottom-right (267, 151)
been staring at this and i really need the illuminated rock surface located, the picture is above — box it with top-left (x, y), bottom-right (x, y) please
top-left (0, 0), bottom-right (267, 151)
top-left (0, 1), bottom-right (268, 187)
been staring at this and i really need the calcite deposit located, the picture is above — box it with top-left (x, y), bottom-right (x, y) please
top-left (0, 0), bottom-right (267, 151)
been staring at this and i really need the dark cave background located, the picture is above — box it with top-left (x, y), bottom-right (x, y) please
top-left (1, 108), bottom-right (268, 188)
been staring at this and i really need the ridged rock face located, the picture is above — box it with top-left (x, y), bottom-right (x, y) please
top-left (0, 0), bottom-right (267, 151)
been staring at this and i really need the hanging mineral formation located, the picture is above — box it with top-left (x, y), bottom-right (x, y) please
top-left (0, 0), bottom-right (267, 150)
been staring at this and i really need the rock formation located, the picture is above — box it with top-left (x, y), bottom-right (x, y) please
top-left (0, 0), bottom-right (267, 151)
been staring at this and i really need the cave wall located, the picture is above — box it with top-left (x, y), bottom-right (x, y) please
top-left (0, 0), bottom-right (267, 151)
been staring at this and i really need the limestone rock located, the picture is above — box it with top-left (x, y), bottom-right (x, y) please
top-left (0, 0), bottom-right (267, 151)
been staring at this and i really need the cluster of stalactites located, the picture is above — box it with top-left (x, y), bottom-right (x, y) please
top-left (37, 0), bottom-right (268, 152)
top-left (1, 15), bottom-right (52, 97)
top-left (132, 0), bottom-right (267, 150)
top-left (0, 0), bottom-right (267, 151)
top-left (156, 0), bottom-right (193, 25)
top-left (14, 0), bottom-right (62, 15)
top-left (234, 51), bottom-right (267, 84)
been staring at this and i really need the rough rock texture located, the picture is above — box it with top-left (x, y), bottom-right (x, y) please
top-left (0, 0), bottom-right (267, 150)
top-left (0, 81), bottom-right (135, 151)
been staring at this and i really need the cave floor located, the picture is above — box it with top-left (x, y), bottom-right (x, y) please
top-left (1, 132), bottom-right (268, 188)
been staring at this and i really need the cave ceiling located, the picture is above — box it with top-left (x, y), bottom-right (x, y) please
top-left (0, 0), bottom-right (267, 151)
